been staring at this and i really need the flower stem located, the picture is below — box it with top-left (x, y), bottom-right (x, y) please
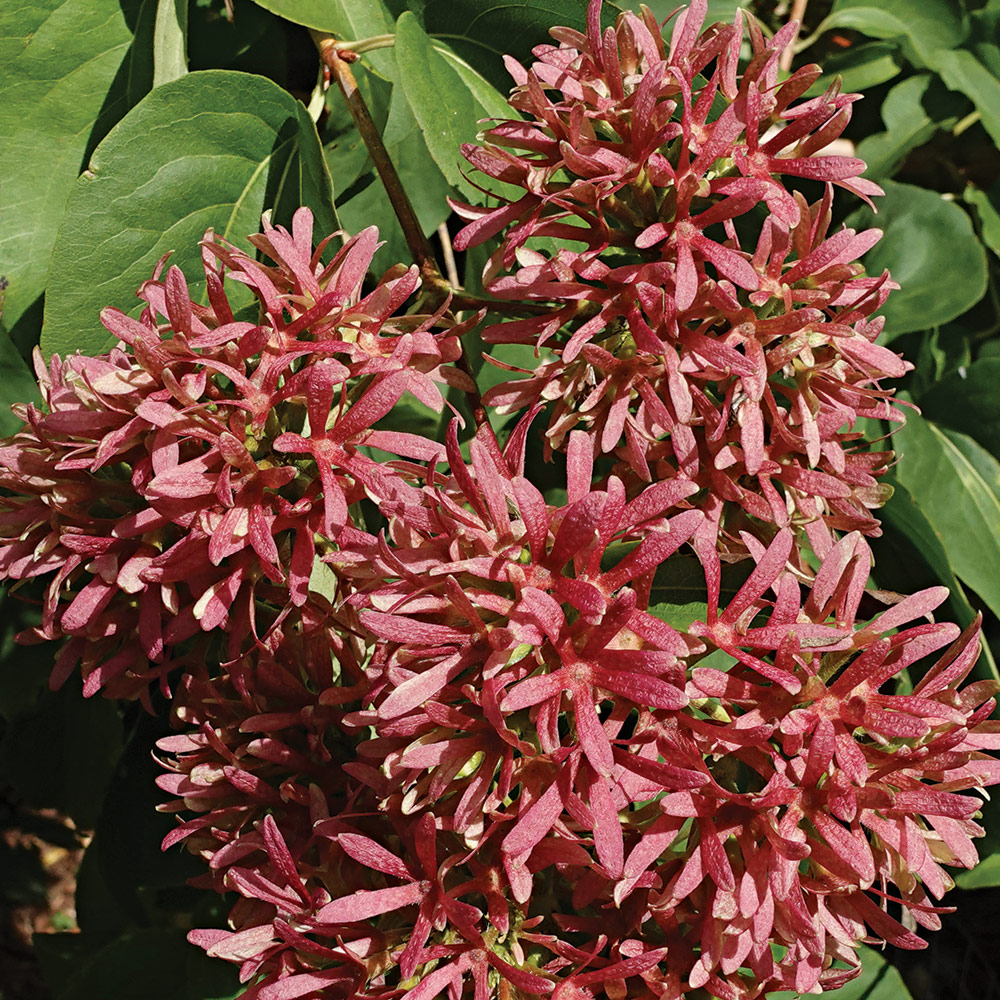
top-left (779, 0), bottom-right (808, 72)
top-left (312, 31), bottom-right (449, 299)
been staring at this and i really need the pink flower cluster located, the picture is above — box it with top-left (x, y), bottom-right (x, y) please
top-left (453, 0), bottom-right (905, 560)
top-left (154, 424), bottom-right (1000, 1000)
top-left (0, 2), bottom-right (996, 1000)
top-left (0, 209), bottom-right (470, 703)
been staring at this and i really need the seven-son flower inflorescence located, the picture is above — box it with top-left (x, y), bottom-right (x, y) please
top-left (0, 2), bottom-right (997, 999)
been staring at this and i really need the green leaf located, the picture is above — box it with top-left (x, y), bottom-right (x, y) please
top-left (0, 323), bottom-right (40, 435)
top-left (927, 48), bottom-right (1000, 148)
top-left (412, 0), bottom-right (621, 94)
top-left (807, 41), bottom-right (902, 97)
top-left (435, 46), bottom-right (513, 124)
top-left (966, 183), bottom-right (1000, 261)
top-left (823, 0), bottom-right (967, 66)
top-left (248, 0), bottom-right (397, 79)
top-left (769, 945), bottom-right (913, 1000)
top-left (846, 181), bottom-right (988, 339)
top-left (336, 82), bottom-right (453, 274)
top-left (0, 677), bottom-right (123, 829)
top-left (892, 412), bottom-right (1000, 623)
top-left (649, 601), bottom-right (708, 632)
top-left (152, 0), bottom-right (187, 87)
top-left (648, 556), bottom-right (751, 607)
top-left (878, 479), bottom-right (997, 680)
top-left (919, 359), bottom-right (1000, 460)
top-left (41, 70), bottom-right (336, 358)
top-left (35, 927), bottom-right (241, 1000)
top-left (855, 74), bottom-right (968, 180)
top-left (956, 849), bottom-right (1000, 888)
top-left (0, 0), bottom-right (139, 338)
top-left (395, 12), bottom-right (509, 199)
top-left (955, 794), bottom-right (1000, 888)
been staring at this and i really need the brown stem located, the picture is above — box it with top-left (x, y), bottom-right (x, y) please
top-left (454, 350), bottom-right (489, 430)
top-left (437, 222), bottom-right (460, 289)
top-left (448, 293), bottom-right (555, 315)
top-left (779, 0), bottom-right (808, 73)
top-left (313, 31), bottom-right (450, 301)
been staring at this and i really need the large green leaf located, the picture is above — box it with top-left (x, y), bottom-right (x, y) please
top-left (878, 479), bottom-right (997, 680)
top-left (395, 12), bottom-right (514, 200)
top-left (336, 81), bottom-right (453, 274)
top-left (0, 0), bottom-right (139, 341)
top-left (892, 412), bottom-right (1000, 622)
top-left (846, 181), bottom-right (988, 339)
top-left (0, 324), bottom-right (40, 435)
top-left (247, 0), bottom-right (397, 79)
top-left (823, 0), bottom-right (967, 66)
top-left (0, 677), bottom-right (123, 829)
top-left (807, 41), bottom-right (903, 97)
top-left (152, 0), bottom-right (187, 86)
top-left (918, 359), bottom-right (1000, 460)
top-left (35, 927), bottom-right (241, 1000)
top-left (648, 556), bottom-right (752, 607)
top-left (40, 70), bottom-right (336, 358)
top-left (928, 48), bottom-right (1000, 148)
top-left (966, 183), bottom-right (1000, 262)
top-left (855, 74), bottom-right (968, 180)
top-left (410, 0), bottom-right (621, 92)
top-left (769, 946), bottom-right (913, 1000)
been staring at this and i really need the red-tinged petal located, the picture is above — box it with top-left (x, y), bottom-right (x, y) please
top-left (60, 576), bottom-right (116, 632)
top-left (453, 195), bottom-right (537, 252)
top-left (863, 707), bottom-right (929, 739)
top-left (502, 769), bottom-right (570, 857)
top-left (691, 232), bottom-right (760, 290)
top-left (378, 655), bottom-right (467, 720)
top-left (659, 790), bottom-right (711, 817)
top-left (574, 947), bottom-right (669, 987)
top-left (201, 924), bottom-right (279, 963)
top-left (360, 610), bottom-right (467, 645)
top-left (848, 890), bottom-right (928, 949)
top-left (674, 237), bottom-right (699, 311)
top-left (316, 882), bottom-right (425, 924)
top-left (623, 478), bottom-right (699, 525)
top-left (810, 812), bottom-right (875, 883)
top-left (890, 789), bottom-right (979, 820)
top-left (331, 371), bottom-right (409, 445)
top-left (258, 971), bottom-right (356, 1000)
top-left (603, 509), bottom-right (703, 591)
top-left (700, 819), bottom-right (736, 892)
top-left (589, 773), bottom-right (624, 878)
top-left (260, 815), bottom-right (308, 902)
top-left (574, 684), bottom-right (615, 777)
top-left (801, 715), bottom-right (836, 786)
top-left (517, 587), bottom-right (567, 643)
top-left (512, 476), bottom-right (550, 560)
top-left (548, 492), bottom-right (606, 568)
top-left (865, 587), bottom-right (950, 634)
top-left (635, 222), bottom-right (669, 249)
top-left (914, 616), bottom-right (983, 696)
top-left (337, 833), bottom-right (415, 881)
top-left (225, 868), bottom-right (307, 910)
top-left (502, 672), bottom-right (566, 713)
top-left (593, 665), bottom-right (688, 710)
top-left (721, 529), bottom-right (793, 624)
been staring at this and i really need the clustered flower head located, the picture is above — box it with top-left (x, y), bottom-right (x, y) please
top-left (453, 0), bottom-right (906, 560)
top-left (154, 431), bottom-right (1000, 1000)
top-left (0, 2), bottom-right (997, 1000)
top-left (0, 208), bottom-right (471, 702)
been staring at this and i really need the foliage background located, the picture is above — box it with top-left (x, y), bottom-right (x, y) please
top-left (1, 0), bottom-right (999, 998)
